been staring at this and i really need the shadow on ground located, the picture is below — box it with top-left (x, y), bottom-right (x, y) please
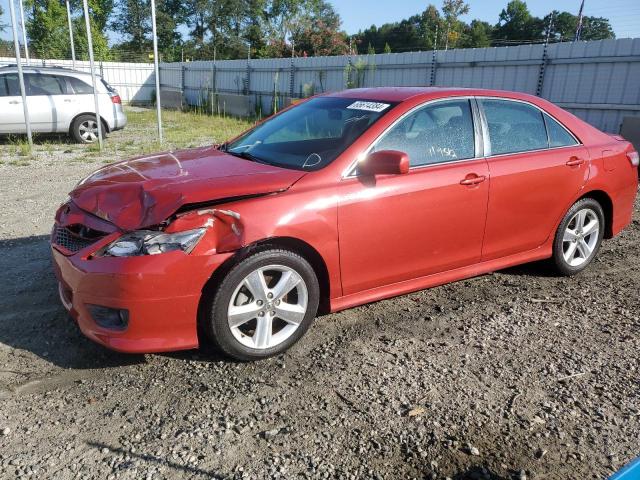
top-left (0, 133), bottom-right (77, 146)
top-left (0, 235), bottom-right (143, 370)
top-left (86, 441), bottom-right (224, 478)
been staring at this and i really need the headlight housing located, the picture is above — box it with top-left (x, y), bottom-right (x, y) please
top-left (99, 228), bottom-right (206, 257)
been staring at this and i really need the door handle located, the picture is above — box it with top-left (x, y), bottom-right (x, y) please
top-left (460, 175), bottom-right (486, 186)
top-left (566, 157), bottom-right (585, 167)
top-left (9, 100), bottom-right (20, 104)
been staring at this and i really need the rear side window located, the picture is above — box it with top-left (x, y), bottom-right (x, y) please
top-left (482, 99), bottom-right (548, 155)
top-left (67, 76), bottom-right (94, 94)
top-left (0, 74), bottom-right (21, 96)
top-left (25, 74), bottom-right (64, 96)
top-left (374, 99), bottom-right (476, 167)
top-left (544, 113), bottom-right (578, 147)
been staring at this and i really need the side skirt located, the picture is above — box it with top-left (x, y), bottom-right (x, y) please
top-left (329, 245), bottom-right (552, 313)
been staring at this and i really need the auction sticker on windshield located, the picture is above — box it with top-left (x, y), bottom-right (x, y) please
top-left (347, 101), bottom-right (391, 112)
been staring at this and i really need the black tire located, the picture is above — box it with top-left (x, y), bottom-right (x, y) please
top-left (71, 114), bottom-right (106, 144)
top-left (204, 249), bottom-right (320, 361)
top-left (552, 198), bottom-right (605, 276)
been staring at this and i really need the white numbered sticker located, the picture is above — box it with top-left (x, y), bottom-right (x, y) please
top-left (346, 101), bottom-right (390, 113)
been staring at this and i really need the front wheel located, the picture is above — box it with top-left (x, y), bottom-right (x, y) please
top-left (552, 198), bottom-right (605, 276)
top-left (204, 249), bottom-right (320, 361)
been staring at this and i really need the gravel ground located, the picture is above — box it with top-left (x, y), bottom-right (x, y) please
top-left (0, 150), bottom-right (638, 480)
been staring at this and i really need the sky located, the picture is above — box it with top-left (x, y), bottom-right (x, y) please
top-left (1, 0), bottom-right (639, 43)
top-left (330, 0), bottom-right (640, 38)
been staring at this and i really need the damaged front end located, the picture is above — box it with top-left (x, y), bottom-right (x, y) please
top-left (52, 199), bottom-right (246, 259)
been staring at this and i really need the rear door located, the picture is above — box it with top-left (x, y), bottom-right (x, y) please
top-left (479, 98), bottom-right (589, 260)
top-left (52, 75), bottom-right (80, 132)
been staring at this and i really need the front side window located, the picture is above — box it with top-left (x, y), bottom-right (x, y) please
top-left (373, 99), bottom-right (476, 167)
top-left (544, 113), bottom-right (578, 147)
top-left (0, 74), bottom-right (20, 97)
top-left (482, 99), bottom-right (548, 155)
top-left (0, 75), bottom-right (7, 97)
top-left (225, 97), bottom-right (395, 171)
top-left (25, 74), bottom-right (65, 96)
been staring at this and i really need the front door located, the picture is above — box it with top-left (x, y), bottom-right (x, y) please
top-left (0, 73), bottom-right (27, 134)
top-left (338, 98), bottom-right (490, 295)
top-left (24, 73), bottom-right (64, 132)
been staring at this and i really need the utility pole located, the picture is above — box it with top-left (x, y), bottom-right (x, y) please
top-left (9, 0), bottom-right (32, 148)
top-left (445, 22), bottom-right (450, 51)
top-left (66, 0), bottom-right (76, 69)
top-left (18, 0), bottom-right (29, 64)
top-left (82, 0), bottom-right (103, 150)
top-left (150, 0), bottom-right (163, 143)
top-left (9, 0), bottom-right (32, 147)
top-left (574, 0), bottom-right (585, 41)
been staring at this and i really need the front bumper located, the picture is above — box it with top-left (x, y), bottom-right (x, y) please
top-left (51, 243), bottom-right (231, 354)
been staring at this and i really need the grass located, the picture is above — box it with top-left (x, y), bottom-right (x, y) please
top-left (0, 107), bottom-right (254, 166)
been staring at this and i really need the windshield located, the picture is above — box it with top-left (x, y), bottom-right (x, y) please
top-left (224, 97), bottom-right (396, 171)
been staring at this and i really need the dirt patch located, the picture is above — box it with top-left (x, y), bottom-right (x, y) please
top-left (0, 150), bottom-right (638, 479)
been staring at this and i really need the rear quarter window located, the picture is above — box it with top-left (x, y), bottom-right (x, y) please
top-left (544, 113), bottom-right (578, 147)
top-left (67, 76), bottom-right (94, 94)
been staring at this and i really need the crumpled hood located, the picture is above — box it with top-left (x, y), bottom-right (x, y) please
top-left (70, 146), bottom-right (305, 230)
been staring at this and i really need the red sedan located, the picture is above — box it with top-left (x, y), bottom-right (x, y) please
top-left (51, 88), bottom-right (639, 361)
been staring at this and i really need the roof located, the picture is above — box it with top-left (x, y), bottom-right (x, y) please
top-left (0, 65), bottom-right (93, 76)
top-left (326, 86), bottom-right (542, 104)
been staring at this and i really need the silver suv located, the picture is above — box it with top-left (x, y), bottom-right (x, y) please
top-left (0, 65), bottom-right (127, 143)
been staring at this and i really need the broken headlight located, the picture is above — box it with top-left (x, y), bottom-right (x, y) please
top-left (100, 228), bottom-right (206, 257)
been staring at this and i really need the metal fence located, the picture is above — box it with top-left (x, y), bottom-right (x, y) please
top-left (0, 56), bottom-right (155, 104)
top-left (160, 38), bottom-right (640, 133)
top-left (2, 38), bottom-right (639, 133)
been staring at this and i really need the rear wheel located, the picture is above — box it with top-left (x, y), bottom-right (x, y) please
top-left (204, 249), bottom-right (320, 361)
top-left (552, 198), bottom-right (604, 276)
top-left (71, 114), bottom-right (105, 144)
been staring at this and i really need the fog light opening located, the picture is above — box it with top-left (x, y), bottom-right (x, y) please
top-left (87, 305), bottom-right (129, 331)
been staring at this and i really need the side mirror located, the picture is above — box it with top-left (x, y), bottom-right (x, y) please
top-left (360, 150), bottom-right (410, 176)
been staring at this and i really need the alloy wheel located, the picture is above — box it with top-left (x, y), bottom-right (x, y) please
top-left (79, 120), bottom-right (99, 142)
top-left (562, 208), bottom-right (600, 267)
top-left (227, 265), bottom-right (308, 350)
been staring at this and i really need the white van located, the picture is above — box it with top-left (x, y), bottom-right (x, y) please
top-left (0, 65), bottom-right (127, 143)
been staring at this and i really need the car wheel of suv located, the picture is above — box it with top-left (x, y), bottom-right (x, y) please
top-left (71, 114), bottom-right (105, 144)
top-left (552, 198), bottom-right (605, 276)
top-left (204, 249), bottom-right (320, 361)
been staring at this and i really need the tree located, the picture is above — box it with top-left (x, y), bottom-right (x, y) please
top-left (442, 0), bottom-right (469, 49)
top-left (0, 4), bottom-right (7, 33)
top-left (460, 19), bottom-right (492, 48)
top-left (155, 0), bottom-right (187, 61)
top-left (26, 0), bottom-right (72, 58)
top-left (292, 1), bottom-right (348, 57)
top-left (110, 0), bottom-right (151, 55)
top-left (544, 10), bottom-right (614, 41)
top-left (73, 16), bottom-right (111, 60)
top-left (384, 42), bottom-right (392, 53)
top-left (493, 0), bottom-right (543, 44)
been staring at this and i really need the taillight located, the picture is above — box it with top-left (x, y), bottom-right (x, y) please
top-left (110, 95), bottom-right (122, 105)
top-left (628, 151), bottom-right (639, 167)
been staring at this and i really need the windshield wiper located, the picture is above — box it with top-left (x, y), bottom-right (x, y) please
top-left (227, 150), bottom-right (269, 165)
